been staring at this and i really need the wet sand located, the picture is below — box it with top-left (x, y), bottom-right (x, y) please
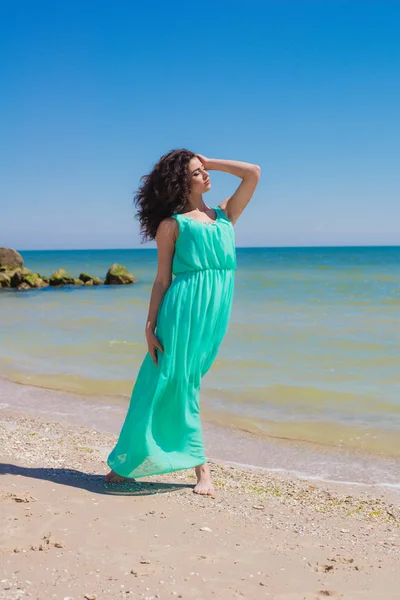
top-left (1, 376), bottom-right (399, 490)
top-left (1, 398), bottom-right (399, 598)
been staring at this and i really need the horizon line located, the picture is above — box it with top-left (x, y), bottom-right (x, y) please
top-left (15, 243), bottom-right (400, 252)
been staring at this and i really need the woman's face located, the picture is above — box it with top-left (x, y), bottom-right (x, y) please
top-left (188, 157), bottom-right (211, 194)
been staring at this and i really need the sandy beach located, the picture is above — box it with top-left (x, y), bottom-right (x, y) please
top-left (1, 395), bottom-right (399, 600)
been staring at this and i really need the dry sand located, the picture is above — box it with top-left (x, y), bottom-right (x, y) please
top-left (1, 409), bottom-right (399, 600)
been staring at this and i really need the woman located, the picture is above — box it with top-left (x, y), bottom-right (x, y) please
top-left (105, 149), bottom-right (260, 496)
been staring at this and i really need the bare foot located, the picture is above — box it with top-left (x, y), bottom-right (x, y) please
top-left (194, 464), bottom-right (215, 497)
top-left (104, 470), bottom-right (133, 484)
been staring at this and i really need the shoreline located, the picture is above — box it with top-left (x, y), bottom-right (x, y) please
top-left (3, 368), bottom-right (400, 458)
top-left (1, 375), bottom-right (399, 493)
top-left (1, 406), bottom-right (399, 599)
top-left (1, 406), bottom-right (399, 519)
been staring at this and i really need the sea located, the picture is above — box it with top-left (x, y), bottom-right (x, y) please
top-left (1, 246), bottom-right (400, 489)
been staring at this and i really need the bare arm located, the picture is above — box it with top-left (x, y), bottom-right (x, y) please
top-left (145, 217), bottom-right (178, 365)
top-left (197, 155), bottom-right (261, 225)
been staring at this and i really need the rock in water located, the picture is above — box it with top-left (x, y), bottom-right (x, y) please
top-left (10, 269), bottom-right (23, 287)
top-left (1, 257), bottom-right (136, 290)
top-left (49, 269), bottom-right (76, 286)
top-left (23, 272), bottom-right (48, 288)
top-left (0, 268), bottom-right (47, 289)
top-left (104, 264), bottom-right (137, 285)
top-left (0, 272), bottom-right (11, 287)
top-left (79, 272), bottom-right (94, 283)
top-left (0, 247), bottom-right (23, 271)
top-left (79, 273), bottom-right (103, 286)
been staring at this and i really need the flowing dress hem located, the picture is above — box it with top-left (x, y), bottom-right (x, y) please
top-left (106, 456), bottom-right (207, 480)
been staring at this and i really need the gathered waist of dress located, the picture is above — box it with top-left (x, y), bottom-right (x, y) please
top-left (173, 266), bottom-right (236, 277)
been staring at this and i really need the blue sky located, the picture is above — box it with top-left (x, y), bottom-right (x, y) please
top-left (1, 0), bottom-right (399, 249)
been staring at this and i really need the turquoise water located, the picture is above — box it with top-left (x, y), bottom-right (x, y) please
top-left (1, 247), bottom-right (400, 455)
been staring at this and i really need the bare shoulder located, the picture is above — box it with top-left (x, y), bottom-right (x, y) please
top-left (156, 217), bottom-right (179, 244)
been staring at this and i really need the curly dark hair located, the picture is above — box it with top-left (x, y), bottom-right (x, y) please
top-left (134, 148), bottom-right (196, 242)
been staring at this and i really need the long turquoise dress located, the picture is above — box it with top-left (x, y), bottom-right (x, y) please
top-left (107, 205), bottom-right (236, 478)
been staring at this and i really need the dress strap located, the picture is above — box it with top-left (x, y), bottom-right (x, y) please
top-left (172, 207), bottom-right (220, 222)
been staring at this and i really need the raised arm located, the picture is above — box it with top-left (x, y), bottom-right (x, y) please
top-left (197, 155), bottom-right (261, 225)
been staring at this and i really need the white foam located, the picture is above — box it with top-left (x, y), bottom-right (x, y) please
top-left (219, 459), bottom-right (400, 492)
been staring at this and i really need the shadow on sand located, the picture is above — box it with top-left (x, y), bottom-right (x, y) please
top-left (0, 462), bottom-right (192, 497)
